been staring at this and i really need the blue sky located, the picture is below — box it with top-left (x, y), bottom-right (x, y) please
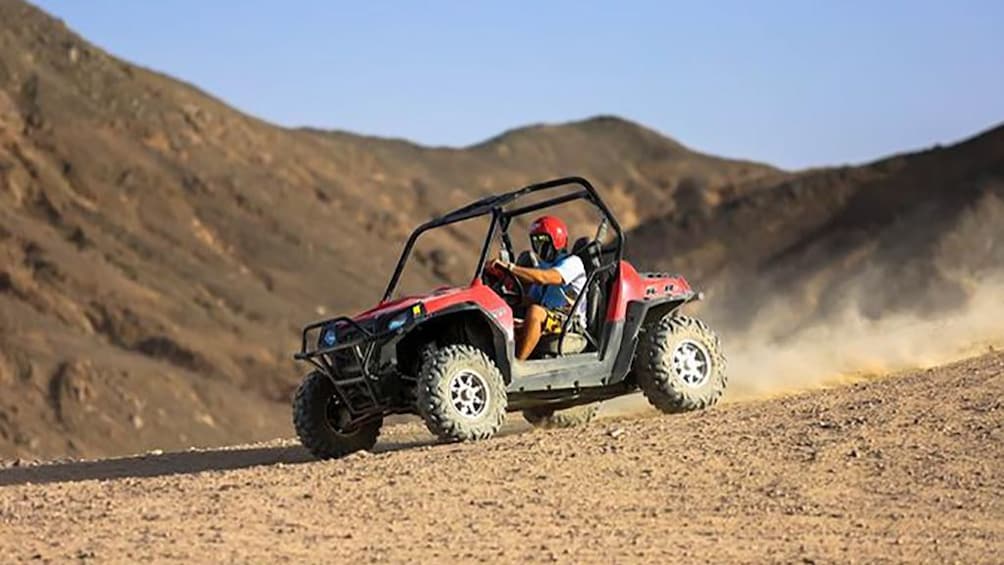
top-left (35, 0), bottom-right (1004, 169)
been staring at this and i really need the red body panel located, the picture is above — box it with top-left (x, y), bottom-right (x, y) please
top-left (605, 261), bottom-right (694, 321)
top-left (355, 281), bottom-right (514, 337)
top-left (354, 261), bottom-right (690, 331)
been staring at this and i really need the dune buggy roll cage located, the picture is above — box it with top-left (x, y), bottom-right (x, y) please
top-left (382, 176), bottom-right (625, 303)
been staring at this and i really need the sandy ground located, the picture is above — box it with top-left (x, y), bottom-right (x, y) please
top-left (1, 352), bottom-right (1001, 564)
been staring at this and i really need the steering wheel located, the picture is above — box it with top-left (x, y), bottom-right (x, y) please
top-left (484, 264), bottom-right (525, 308)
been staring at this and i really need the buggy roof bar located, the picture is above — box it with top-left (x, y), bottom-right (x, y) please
top-left (381, 176), bottom-right (624, 303)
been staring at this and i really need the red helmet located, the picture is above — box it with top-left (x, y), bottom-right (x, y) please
top-left (529, 215), bottom-right (568, 260)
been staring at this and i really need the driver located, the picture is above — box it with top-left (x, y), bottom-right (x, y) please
top-left (490, 215), bottom-right (586, 360)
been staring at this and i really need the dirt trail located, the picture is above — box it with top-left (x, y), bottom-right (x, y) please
top-left (1, 352), bottom-right (1000, 563)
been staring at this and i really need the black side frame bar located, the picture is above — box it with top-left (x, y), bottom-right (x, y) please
top-left (558, 262), bottom-right (617, 354)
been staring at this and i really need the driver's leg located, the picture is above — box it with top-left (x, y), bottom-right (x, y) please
top-left (517, 304), bottom-right (547, 360)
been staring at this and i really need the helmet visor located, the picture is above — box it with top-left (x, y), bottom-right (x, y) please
top-left (530, 233), bottom-right (553, 258)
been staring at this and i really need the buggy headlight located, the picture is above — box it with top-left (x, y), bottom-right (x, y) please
top-left (321, 327), bottom-right (338, 347)
top-left (385, 303), bottom-right (426, 332)
top-left (386, 311), bottom-right (410, 331)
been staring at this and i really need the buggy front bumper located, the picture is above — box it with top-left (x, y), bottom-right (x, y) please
top-left (294, 316), bottom-right (403, 416)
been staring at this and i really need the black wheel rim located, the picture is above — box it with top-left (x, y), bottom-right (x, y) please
top-left (325, 396), bottom-right (361, 436)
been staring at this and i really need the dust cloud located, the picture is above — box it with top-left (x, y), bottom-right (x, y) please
top-left (723, 275), bottom-right (1004, 401)
top-left (724, 191), bottom-right (1004, 400)
top-left (601, 276), bottom-right (1004, 418)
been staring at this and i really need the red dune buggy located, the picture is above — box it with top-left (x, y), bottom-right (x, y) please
top-left (293, 177), bottom-right (726, 459)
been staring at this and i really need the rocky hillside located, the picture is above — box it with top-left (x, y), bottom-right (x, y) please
top-left (628, 123), bottom-right (1004, 339)
top-left (0, 0), bottom-right (778, 458)
top-left (2, 0), bottom-right (1001, 461)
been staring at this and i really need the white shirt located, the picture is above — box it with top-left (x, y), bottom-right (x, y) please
top-left (531, 253), bottom-right (587, 322)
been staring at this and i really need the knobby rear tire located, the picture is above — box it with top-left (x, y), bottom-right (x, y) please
top-left (635, 315), bottom-right (727, 413)
top-left (522, 404), bottom-right (599, 429)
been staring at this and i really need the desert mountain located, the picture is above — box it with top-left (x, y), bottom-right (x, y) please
top-left (2, 0), bottom-right (1001, 460)
top-left (0, 1), bottom-right (778, 458)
